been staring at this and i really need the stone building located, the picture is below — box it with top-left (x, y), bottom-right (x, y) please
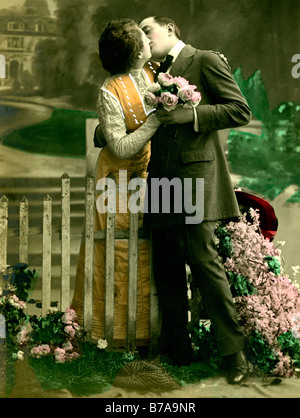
top-left (0, 10), bottom-right (57, 88)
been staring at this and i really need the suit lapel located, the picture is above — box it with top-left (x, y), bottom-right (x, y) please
top-left (169, 44), bottom-right (196, 77)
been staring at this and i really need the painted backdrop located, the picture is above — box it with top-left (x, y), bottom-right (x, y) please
top-left (0, 0), bottom-right (299, 283)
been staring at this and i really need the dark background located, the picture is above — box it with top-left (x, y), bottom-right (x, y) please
top-left (2, 0), bottom-right (298, 111)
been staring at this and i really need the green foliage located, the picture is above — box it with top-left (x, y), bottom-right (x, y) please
top-left (233, 68), bottom-right (271, 122)
top-left (188, 321), bottom-right (222, 371)
top-left (29, 312), bottom-right (67, 346)
top-left (229, 70), bottom-right (300, 203)
top-left (277, 332), bottom-right (300, 369)
top-left (228, 272), bottom-right (256, 297)
top-left (11, 263), bottom-right (38, 303)
top-left (265, 255), bottom-right (281, 276)
top-left (246, 330), bottom-right (279, 375)
top-left (215, 223), bottom-right (234, 263)
top-left (1, 303), bottom-right (27, 345)
top-left (29, 342), bottom-right (137, 396)
top-left (0, 264), bottom-right (37, 343)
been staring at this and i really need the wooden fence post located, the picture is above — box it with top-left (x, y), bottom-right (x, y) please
top-left (127, 209), bottom-right (139, 351)
top-left (84, 175), bottom-right (95, 340)
top-left (104, 191), bottom-right (116, 349)
top-left (42, 195), bottom-right (52, 316)
top-left (0, 195), bottom-right (8, 305)
top-left (61, 173), bottom-right (71, 312)
top-left (0, 195), bottom-right (8, 274)
top-left (19, 197), bottom-right (29, 264)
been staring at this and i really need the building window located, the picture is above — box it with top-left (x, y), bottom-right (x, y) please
top-left (7, 22), bottom-right (24, 31)
top-left (7, 37), bottom-right (24, 49)
top-left (35, 23), bottom-right (44, 32)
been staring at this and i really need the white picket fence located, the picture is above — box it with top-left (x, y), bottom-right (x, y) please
top-left (0, 173), bottom-right (160, 353)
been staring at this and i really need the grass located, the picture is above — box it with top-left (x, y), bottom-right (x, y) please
top-left (24, 343), bottom-right (218, 397)
top-left (28, 342), bottom-right (136, 396)
top-left (2, 108), bottom-right (97, 158)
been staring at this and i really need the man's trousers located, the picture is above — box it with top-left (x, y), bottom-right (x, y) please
top-left (151, 221), bottom-right (245, 357)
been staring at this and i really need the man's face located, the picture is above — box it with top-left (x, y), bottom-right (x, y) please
top-left (139, 17), bottom-right (171, 61)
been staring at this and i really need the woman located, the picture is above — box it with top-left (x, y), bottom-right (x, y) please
top-left (71, 19), bottom-right (160, 347)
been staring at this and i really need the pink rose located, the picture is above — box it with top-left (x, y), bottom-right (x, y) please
top-left (64, 325), bottom-right (76, 338)
top-left (31, 344), bottom-right (51, 358)
top-left (177, 85), bottom-right (197, 102)
top-left (157, 72), bottom-right (175, 87)
top-left (190, 90), bottom-right (202, 106)
top-left (145, 91), bottom-right (159, 106)
top-left (173, 76), bottom-right (190, 89)
top-left (159, 92), bottom-right (179, 111)
top-left (54, 347), bottom-right (66, 363)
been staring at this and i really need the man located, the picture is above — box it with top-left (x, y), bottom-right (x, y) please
top-left (139, 16), bottom-right (251, 384)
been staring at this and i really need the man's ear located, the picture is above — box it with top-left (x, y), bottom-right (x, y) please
top-left (167, 23), bottom-right (175, 36)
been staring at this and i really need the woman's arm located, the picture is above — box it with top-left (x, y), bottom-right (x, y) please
top-left (96, 89), bottom-right (161, 159)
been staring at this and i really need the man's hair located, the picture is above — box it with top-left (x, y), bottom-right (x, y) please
top-left (153, 16), bottom-right (181, 39)
top-left (98, 19), bottom-right (143, 75)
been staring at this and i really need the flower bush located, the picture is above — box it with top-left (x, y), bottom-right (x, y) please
top-left (0, 263), bottom-right (86, 364)
top-left (190, 208), bottom-right (300, 377)
top-left (29, 306), bottom-right (84, 363)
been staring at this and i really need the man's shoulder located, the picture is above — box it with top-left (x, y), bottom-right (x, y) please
top-left (188, 46), bottom-right (230, 69)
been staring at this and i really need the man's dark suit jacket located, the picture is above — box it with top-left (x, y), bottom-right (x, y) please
top-left (146, 45), bottom-right (251, 229)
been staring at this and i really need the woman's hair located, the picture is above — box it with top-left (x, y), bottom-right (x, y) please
top-left (98, 19), bottom-right (143, 75)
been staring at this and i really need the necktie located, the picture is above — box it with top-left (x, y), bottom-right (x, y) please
top-left (155, 54), bottom-right (173, 80)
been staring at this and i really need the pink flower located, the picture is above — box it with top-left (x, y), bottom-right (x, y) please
top-left (8, 294), bottom-right (26, 310)
top-left (17, 326), bottom-right (28, 345)
top-left (62, 307), bottom-right (77, 325)
top-left (174, 76), bottom-right (190, 89)
top-left (54, 347), bottom-right (66, 363)
top-left (31, 344), bottom-right (51, 358)
top-left (190, 90), bottom-right (202, 105)
top-left (64, 325), bottom-right (76, 338)
top-left (157, 72), bottom-right (175, 87)
top-left (63, 340), bottom-right (73, 352)
top-left (177, 86), bottom-right (196, 102)
top-left (145, 91), bottom-right (159, 106)
top-left (65, 352), bottom-right (80, 361)
top-left (54, 346), bottom-right (80, 363)
top-left (160, 92), bottom-right (178, 111)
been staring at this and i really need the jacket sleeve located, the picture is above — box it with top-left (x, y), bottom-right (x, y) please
top-left (195, 51), bottom-right (251, 132)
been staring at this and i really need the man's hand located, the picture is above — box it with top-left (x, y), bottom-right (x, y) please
top-left (155, 105), bottom-right (194, 125)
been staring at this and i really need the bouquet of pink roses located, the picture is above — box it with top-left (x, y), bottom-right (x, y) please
top-left (145, 72), bottom-right (201, 111)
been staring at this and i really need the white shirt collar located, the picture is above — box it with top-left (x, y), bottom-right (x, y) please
top-left (168, 40), bottom-right (186, 62)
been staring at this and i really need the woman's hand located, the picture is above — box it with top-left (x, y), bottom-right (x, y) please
top-left (155, 105), bottom-right (194, 125)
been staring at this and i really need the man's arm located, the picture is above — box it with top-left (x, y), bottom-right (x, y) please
top-left (94, 124), bottom-right (107, 148)
top-left (195, 51), bottom-right (251, 132)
